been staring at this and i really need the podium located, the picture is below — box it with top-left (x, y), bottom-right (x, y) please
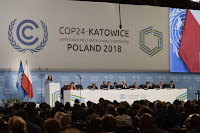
top-left (45, 83), bottom-right (60, 107)
top-left (63, 90), bottom-right (80, 105)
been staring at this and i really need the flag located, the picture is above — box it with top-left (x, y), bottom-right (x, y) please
top-left (179, 9), bottom-right (200, 73)
top-left (16, 60), bottom-right (27, 98)
top-left (170, 8), bottom-right (189, 72)
top-left (21, 60), bottom-right (34, 99)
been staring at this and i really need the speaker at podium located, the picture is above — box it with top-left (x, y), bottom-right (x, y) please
top-left (45, 83), bottom-right (60, 107)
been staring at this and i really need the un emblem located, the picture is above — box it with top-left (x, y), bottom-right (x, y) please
top-left (17, 72), bottom-right (23, 84)
top-left (8, 19), bottom-right (48, 53)
top-left (170, 9), bottom-right (187, 58)
top-left (140, 26), bottom-right (163, 57)
top-left (120, 94), bottom-right (126, 100)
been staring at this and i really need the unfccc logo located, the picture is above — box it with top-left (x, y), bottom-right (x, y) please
top-left (8, 19), bottom-right (48, 53)
top-left (140, 26), bottom-right (163, 57)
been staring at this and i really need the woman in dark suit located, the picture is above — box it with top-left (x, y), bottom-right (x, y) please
top-left (45, 75), bottom-right (53, 85)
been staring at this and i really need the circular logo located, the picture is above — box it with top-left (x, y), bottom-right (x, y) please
top-left (8, 19), bottom-right (48, 53)
top-left (17, 72), bottom-right (23, 84)
top-left (120, 94), bottom-right (126, 99)
top-left (141, 94), bottom-right (146, 99)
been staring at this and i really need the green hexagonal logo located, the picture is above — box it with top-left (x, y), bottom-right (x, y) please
top-left (140, 26), bottom-right (163, 57)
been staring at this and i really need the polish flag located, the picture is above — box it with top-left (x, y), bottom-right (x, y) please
top-left (21, 61), bottom-right (34, 99)
top-left (179, 9), bottom-right (200, 73)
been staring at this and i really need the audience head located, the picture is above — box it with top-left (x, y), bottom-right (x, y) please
top-left (170, 80), bottom-right (174, 85)
top-left (173, 99), bottom-right (181, 107)
top-left (81, 103), bottom-right (85, 108)
top-left (166, 103), bottom-right (175, 112)
top-left (8, 116), bottom-right (27, 133)
top-left (108, 104), bottom-right (115, 111)
top-left (138, 113), bottom-right (154, 131)
top-left (0, 119), bottom-right (11, 133)
top-left (64, 102), bottom-right (71, 111)
top-left (87, 101), bottom-right (93, 108)
top-left (103, 81), bottom-right (106, 85)
top-left (75, 99), bottom-right (80, 104)
top-left (14, 110), bottom-right (28, 121)
top-left (101, 114), bottom-right (116, 132)
top-left (64, 83), bottom-right (68, 86)
top-left (154, 100), bottom-right (163, 110)
top-left (114, 82), bottom-right (117, 86)
top-left (99, 98), bottom-right (104, 103)
top-left (146, 82), bottom-right (150, 86)
top-left (138, 107), bottom-right (154, 117)
top-left (59, 114), bottom-right (71, 128)
top-left (185, 114), bottom-right (200, 131)
top-left (159, 81), bottom-right (163, 86)
top-left (117, 106), bottom-right (127, 115)
top-left (43, 118), bottom-right (62, 133)
top-left (61, 128), bottom-right (81, 133)
top-left (87, 117), bottom-right (101, 133)
top-left (4, 102), bottom-right (9, 108)
top-left (54, 111), bottom-right (66, 120)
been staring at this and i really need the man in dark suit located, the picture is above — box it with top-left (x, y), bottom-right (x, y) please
top-left (133, 83), bottom-right (139, 89)
top-left (61, 83), bottom-right (68, 99)
top-left (156, 81), bottom-right (164, 89)
top-left (144, 82), bottom-right (152, 89)
top-left (113, 82), bottom-right (117, 89)
top-left (100, 81), bottom-right (107, 89)
top-left (105, 81), bottom-right (114, 89)
top-left (170, 81), bottom-right (175, 88)
top-left (90, 82), bottom-right (98, 89)
top-left (122, 80), bottom-right (129, 89)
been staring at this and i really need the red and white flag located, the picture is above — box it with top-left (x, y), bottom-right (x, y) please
top-left (21, 61), bottom-right (34, 99)
top-left (179, 9), bottom-right (200, 72)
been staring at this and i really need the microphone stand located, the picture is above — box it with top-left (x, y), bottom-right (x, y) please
top-left (38, 67), bottom-right (45, 104)
top-left (79, 76), bottom-right (82, 102)
top-left (76, 74), bottom-right (82, 102)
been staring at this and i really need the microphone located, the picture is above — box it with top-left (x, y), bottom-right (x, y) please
top-left (39, 67), bottom-right (41, 70)
top-left (46, 67), bottom-right (48, 71)
top-left (76, 74), bottom-right (81, 79)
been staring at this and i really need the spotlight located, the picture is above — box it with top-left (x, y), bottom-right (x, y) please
top-left (191, 0), bottom-right (200, 3)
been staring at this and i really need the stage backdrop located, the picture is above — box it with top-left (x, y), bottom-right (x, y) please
top-left (0, 71), bottom-right (199, 104)
top-left (0, 0), bottom-right (169, 72)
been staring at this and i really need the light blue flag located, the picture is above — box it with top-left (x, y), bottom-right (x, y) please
top-left (16, 60), bottom-right (27, 98)
top-left (170, 8), bottom-right (189, 72)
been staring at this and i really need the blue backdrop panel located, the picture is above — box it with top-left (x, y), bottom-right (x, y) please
top-left (0, 71), bottom-right (199, 104)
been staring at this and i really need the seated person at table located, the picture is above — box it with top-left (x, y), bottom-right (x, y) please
top-left (61, 83), bottom-right (68, 99)
top-left (133, 83), bottom-right (139, 89)
top-left (113, 82), bottom-right (117, 89)
top-left (67, 82), bottom-right (76, 90)
top-left (170, 81), bottom-right (175, 88)
top-left (144, 82), bottom-right (152, 89)
top-left (90, 82), bottom-right (98, 89)
top-left (156, 81), bottom-right (164, 89)
top-left (100, 81), bottom-right (107, 89)
top-left (122, 80), bottom-right (128, 89)
top-left (152, 82), bottom-right (156, 89)
top-left (105, 81), bottom-right (114, 89)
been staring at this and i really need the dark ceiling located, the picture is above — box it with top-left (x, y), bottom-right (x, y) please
top-left (77, 0), bottom-right (200, 10)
